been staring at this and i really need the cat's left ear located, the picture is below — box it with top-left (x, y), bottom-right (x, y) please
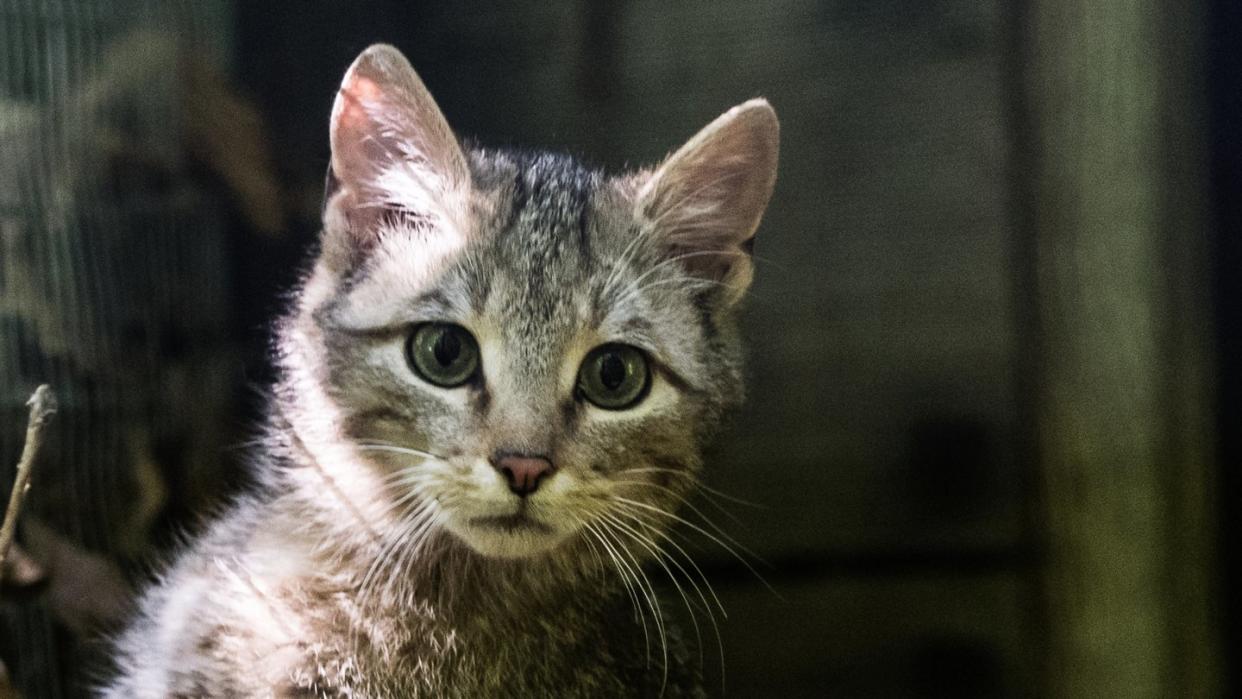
top-left (636, 99), bottom-right (779, 306)
top-left (323, 44), bottom-right (471, 267)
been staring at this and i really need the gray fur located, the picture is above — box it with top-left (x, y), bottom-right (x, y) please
top-left (105, 44), bottom-right (777, 697)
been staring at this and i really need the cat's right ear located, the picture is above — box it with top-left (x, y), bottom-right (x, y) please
top-left (322, 44), bottom-right (471, 267)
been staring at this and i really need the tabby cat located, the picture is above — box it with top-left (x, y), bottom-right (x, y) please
top-left (106, 43), bottom-right (778, 697)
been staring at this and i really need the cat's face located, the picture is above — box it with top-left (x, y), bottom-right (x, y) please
top-left (284, 45), bottom-right (777, 561)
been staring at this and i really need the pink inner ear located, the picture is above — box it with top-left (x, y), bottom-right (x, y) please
top-left (335, 76), bottom-right (381, 131)
top-left (348, 75), bottom-right (382, 100)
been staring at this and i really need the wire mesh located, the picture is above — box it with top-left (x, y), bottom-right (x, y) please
top-left (0, 0), bottom-right (233, 695)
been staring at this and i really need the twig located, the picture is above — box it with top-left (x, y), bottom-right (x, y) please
top-left (0, 385), bottom-right (56, 570)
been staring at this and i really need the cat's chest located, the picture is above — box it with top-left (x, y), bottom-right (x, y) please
top-left (284, 593), bottom-right (638, 697)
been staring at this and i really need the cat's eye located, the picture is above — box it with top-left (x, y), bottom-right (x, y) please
top-left (577, 344), bottom-right (650, 410)
top-left (406, 323), bottom-right (480, 388)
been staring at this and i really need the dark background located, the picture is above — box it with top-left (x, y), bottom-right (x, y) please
top-left (0, 1), bottom-right (1236, 696)
top-left (1210, 0), bottom-right (1241, 683)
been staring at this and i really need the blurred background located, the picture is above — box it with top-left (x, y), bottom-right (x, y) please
top-left (0, 0), bottom-right (1236, 696)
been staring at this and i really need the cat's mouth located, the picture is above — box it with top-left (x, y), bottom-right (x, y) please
top-left (449, 509), bottom-right (571, 558)
top-left (470, 513), bottom-right (554, 534)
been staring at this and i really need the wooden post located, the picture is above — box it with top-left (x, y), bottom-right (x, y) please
top-left (1021, 0), bottom-right (1218, 695)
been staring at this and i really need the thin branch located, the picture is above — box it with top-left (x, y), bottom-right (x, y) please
top-left (0, 385), bottom-right (56, 572)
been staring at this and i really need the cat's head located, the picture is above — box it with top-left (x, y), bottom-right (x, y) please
top-left (281, 45), bottom-right (777, 561)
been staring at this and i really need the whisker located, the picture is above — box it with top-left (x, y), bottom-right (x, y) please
top-left (595, 519), bottom-right (669, 689)
top-left (360, 499), bottom-right (431, 583)
top-left (608, 479), bottom-right (747, 529)
top-left (376, 468), bottom-right (439, 487)
top-left (356, 443), bottom-right (445, 460)
top-left (354, 498), bottom-right (435, 632)
top-left (612, 496), bottom-right (777, 595)
top-left (575, 522), bottom-right (608, 579)
top-left (380, 504), bottom-right (442, 603)
top-left (615, 468), bottom-right (766, 508)
top-left (583, 521), bottom-right (651, 661)
top-left (607, 507), bottom-right (727, 619)
top-left (606, 504), bottom-right (734, 697)
top-left (599, 509), bottom-right (716, 672)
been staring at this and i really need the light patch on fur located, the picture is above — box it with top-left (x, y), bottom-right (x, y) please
top-left (374, 158), bottom-right (469, 239)
top-left (281, 320), bottom-right (413, 549)
top-left (333, 232), bottom-right (473, 330)
top-left (213, 557), bottom-right (302, 645)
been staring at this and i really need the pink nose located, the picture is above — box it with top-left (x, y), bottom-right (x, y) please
top-left (493, 454), bottom-right (554, 497)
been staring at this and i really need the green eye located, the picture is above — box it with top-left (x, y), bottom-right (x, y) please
top-left (406, 323), bottom-right (480, 387)
top-left (577, 344), bottom-right (650, 410)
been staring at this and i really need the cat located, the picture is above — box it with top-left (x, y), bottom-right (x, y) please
top-left (104, 43), bottom-right (778, 697)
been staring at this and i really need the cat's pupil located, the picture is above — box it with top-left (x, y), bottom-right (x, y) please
top-left (433, 331), bottom-right (461, 366)
top-left (599, 353), bottom-right (627, 390)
